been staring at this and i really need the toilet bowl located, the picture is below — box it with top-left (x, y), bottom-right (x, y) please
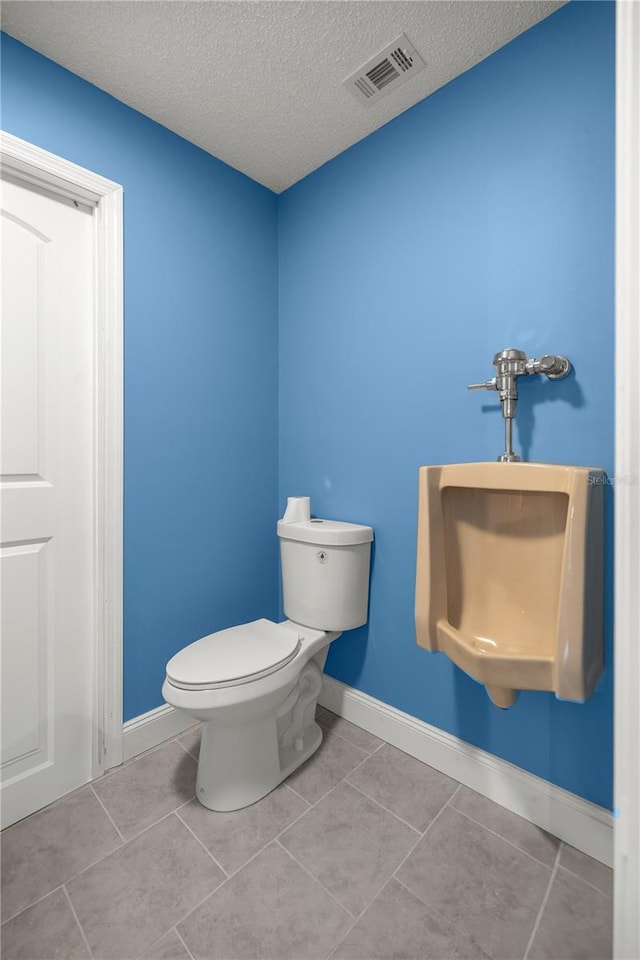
top-left (163, 498), bottom-right (373, 812)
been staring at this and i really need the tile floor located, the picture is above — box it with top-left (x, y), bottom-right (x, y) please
top-left (1, 707), bottom-right (613, 960)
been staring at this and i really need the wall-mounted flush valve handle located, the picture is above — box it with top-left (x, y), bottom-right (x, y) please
top-left (467, 379), bottom-right (497, 391)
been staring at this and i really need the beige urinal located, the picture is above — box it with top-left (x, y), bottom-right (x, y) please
top-left (415, 462), bottom-right (604, 708)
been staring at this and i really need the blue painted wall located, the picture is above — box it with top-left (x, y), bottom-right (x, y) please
top-left (1, 0), bottom-right (615, 806)
top-left (278, 1), bottom-right (615, 808)
top-left (1, 34), bottom-right (280, 721)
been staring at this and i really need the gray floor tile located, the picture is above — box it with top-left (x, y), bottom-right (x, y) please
top-left (528, 866), bottom-right (613, 960)
top-left (1, 786), bottom-right (122, 922)
top-left (286, 728), bottom-right (369, 804)
top-left (66, 813), bottom-right (224, 960)
top-left (0, 887), bottom-right (89, 960)
top-left (178, 842), bottom-right (351, 959)
top-left (332, 878), bottom-right (490, 960)
top-left (178, 782), bottom-right (309, 874)
top-left (397, 805), bottom-right (550, 960)
top-left (93, 741), bottom-right (197, 838)
top-left (451, 786), bottom-right (559, 866)
top-left (559, 844), bottom-right (613, 897)
top-left (348, 743), bottom-right (458, 831)
top-left (178, 727), bottom-right (201, 761)
top-left (138, 929), bottom-right (191, 960)
top-left (280, 781), bottom-right (420, 917)
top-left (1, 730), bottom-right (612, 960)
top-left (317, 707), bottom-right (384, 754)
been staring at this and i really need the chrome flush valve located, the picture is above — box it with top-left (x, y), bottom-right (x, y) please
top-left (468, 348), bottom-right (571, 462)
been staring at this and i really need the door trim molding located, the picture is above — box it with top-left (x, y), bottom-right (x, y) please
top-left (1, 130), bottom-right (124, 775)
top-left (614, 2), bottom-right (640, 955)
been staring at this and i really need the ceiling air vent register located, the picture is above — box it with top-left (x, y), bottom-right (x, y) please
top-left (344, 33), bottom-right (426, 107)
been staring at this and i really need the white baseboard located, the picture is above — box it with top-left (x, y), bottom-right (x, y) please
top-left (122, 704), bottom-right (197, 762)
top-left (319, 675), bottom-right (613, 867)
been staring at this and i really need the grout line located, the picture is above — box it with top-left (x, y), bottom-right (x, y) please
top-left (554, 846), bottom-right (613, 900)
top-left (266, 790), bottom-right (314, 838)
top-left (90, 784), bottom-right (126, 843)
top-left (165, 793), bottom-right (329, 932)
top-left (282, 781), bottom-right (312, 808)
top-left (1, 883), bottom-right (66, 927)
top-left (135, 926), bottom-right (196, 960)
top-left (160, 824), bottom-right (302, 935)
top-left (171, 791), bottom-right (316, 903)
top-left (318, 720), bottom-right (385, 758)
top-left (173, 925), bottom-right (196, 960)
top-left (319, 725), bottom-right (372, 757)
top-left (524, 843), bottom-right (561, 960)
top-left (275, 839), bottom-right (357, 919)
top-left (391, 799), bottom-right (448, 881)
top-left (390, 812), bottom-right (508, 960)
top-left (173, 796), bottom-right (199, 815)
top-left (333, 787), bottom-right (454, 946)
top-left (0, 785), bottom-right (154, 929)
top-left (102, 736), bottom-right (179, 779)
top-left (322, 920), bottom-right (356, 960)
top-left (445, 783), bottom-right (463, 807)
top-left (47, 809), bottom-right (185, 899)
top-left (1, 782), bottom-right (92, 833)
top-left (280, 780), bottom-right (309, 804)
top-left (393, 872), bottom-right (493, 951)
top-left (117, 796), bottom-right (201, 846)
top-left (216, 787), bottom-right (317, 880)
top-left (279, 730), bottom-right (376, 809)
top-left (446, 803), bottom-right (559, 872)
top-left (326, 798), bottom-right (443, 960)
top-left (332, 738), bottom-right (384, 783)
top-left (62, 884), bottom-right (95, 960)
top-left (87, 786), bottom-right (208, 850)
top-left (175, 738), bottom-right (200, 762)
top-left (556, 863), bottom-right (613, 899)
top-left (174, 810), bottom-right (230, 878)
top-left (344, 780), bottom-right (422, 836)
top-left (163, 884), bottom-right (226, 942)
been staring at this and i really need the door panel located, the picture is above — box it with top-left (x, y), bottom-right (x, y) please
top-left (0, 211), bottom-right (48, 477)
top-left (0, 540), bottom-right (51, 775)
top-left (1, 177), bottom-right (95, 827)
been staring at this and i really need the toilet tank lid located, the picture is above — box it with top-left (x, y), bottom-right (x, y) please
top-left (277, 518), bottom-right (374, 545)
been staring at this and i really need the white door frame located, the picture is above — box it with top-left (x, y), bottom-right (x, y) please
top-left (1, 130), bottom-right (124, 778)
top-left (614, 3), bottom-right (640, 957)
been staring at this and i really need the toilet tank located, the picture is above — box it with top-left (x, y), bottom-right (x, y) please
top-left (277, 516), bottom-right (374, 631)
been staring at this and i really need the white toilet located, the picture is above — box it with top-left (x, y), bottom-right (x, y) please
top-left (162, 497), bottom-right (373, 812)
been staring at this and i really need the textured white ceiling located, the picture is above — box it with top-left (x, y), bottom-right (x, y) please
top-left (1, 1), bottom-right (566, 193)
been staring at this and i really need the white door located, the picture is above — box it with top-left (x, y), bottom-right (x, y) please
top-left (1, 176), bottom-right (95, 828)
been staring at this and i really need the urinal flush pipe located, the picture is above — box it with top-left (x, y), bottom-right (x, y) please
top-left (467, 348), bottom-right (571, 462)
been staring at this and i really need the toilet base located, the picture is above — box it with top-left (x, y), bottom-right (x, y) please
top-left (163, 624), bottom-right (338, 813)
top-left (196, 716), bottom-right (322, 812)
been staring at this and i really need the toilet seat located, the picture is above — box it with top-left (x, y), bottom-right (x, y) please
top-left (165, 619), bottom-right (302, 691)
